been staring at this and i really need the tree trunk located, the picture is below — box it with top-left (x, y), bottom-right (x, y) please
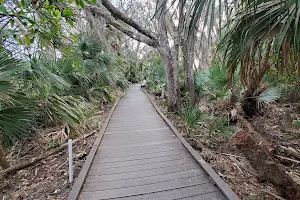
top-left (172, 40), bottom-right (180, 99)
top-left (156, 0), bottom-right (179, 111)
top-left (0, 145), bottom-right (10, 169)
top-left (158, 47), bottom-right (178, 111)
top-left (90, 1), bottom-right (180, 111)
top-left (182, 38), bottom-right (196, 105)
top-left (242, 40), bottom-right (272, 117)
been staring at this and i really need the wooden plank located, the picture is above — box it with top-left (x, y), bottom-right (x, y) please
top-left (110, 115), bottom-right (157, 120)
top-left (90, 155), bottom-right (192, 169)
top-left (67, 94), bottom-right (124, 200)
top-left (102, 129), bottom-right (174, 140)
top-left (98, 139), bottom-right (180, 150)
top-left (79, 176), bottom-right (212, 199)
top-left (86, 163), bottom-right (200, 181)
top-left (83, 169), bottom-right (203, 189)
top-left (142, 88), bottom-right (240, 200)
top-left (99, 135), bottom-right (176, 146)
top-left (92, 150), bottom-right (189, 164)
top-left (83, 174), bottom-right (209, 192)
top-left (101, 130), bottom-right (175, 140)
top-left (89, 157), bottom-right (196, 174)
top-left (113, 184), bottom-right (220, 200)
top-left (112, 110), bottom-right (157, 114)
top-left (179, 192), bottom-right (227, 200)
top-left (79, 183), bottom-right (218, 200)
top-left (105, 124), bottom-right (166, 132)
top-left (107, 121), bottom-right (166, 128)
top-left (95, 144), bottom-right (185, 158)
top-left (96, 140), bottom-right (182, 155)
top-left (72, 85), bottom-right (238, 200)
top-left (95, 147), bottom-right (187, 160)
top-left (105, 127), bottom-right (170, 134)
top-left (108, 118), bottom-right (165, 126)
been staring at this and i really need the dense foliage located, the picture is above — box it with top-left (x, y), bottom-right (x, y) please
top-left (0, 31), bottom-right (129, 147)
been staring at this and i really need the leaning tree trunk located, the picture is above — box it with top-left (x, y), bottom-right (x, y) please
top-left (0, 144), bottom-right (10, 169)
top-left (182, 38), bottom-right (196, 105)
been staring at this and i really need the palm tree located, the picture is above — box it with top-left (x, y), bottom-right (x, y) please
top-left (219, 0), bottom-right (300, 115)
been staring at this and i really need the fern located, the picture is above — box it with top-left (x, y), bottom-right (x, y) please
top-left (257, 87), bottom-right (282, 109)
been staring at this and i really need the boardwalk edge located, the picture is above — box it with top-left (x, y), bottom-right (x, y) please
top-left (141, 88), bottom-right (240, 200)
top-left (67, 93), bottom-right (124, 200)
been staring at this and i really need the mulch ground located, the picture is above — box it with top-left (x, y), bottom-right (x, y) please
top-left (0, 105), bottom-right (111, 200)
top-left (147, 91), bottom-right (300, 200)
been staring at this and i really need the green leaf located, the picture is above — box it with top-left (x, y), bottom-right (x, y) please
top-left (79, 0), bottom-right (85, 8)
top-left (91, 0), bottom-right (97, 4)
top-left (25, 0), bottom-right (31, 5)
top-left (45, 0), bottom-right (50, 8)
top-left (24, 35), bottom-right (31, 45)
top-left (257, 87), bottom-right (282, 109)
top-left (22, 21), bottom-right (27, 26)
top-left (294, 120), bottom-right (300, 127)
top-left (54, 9), bottom-right (61, 17)
top-left (63, 9), bottom-right (73, 17)
top-left (18, 39), bottom-right (24, 45)
top-left (66, 19), bottom-right (74, 26)
top-left (9, 19), bottom-right (14, 27)
top-left (21, 0), bottom-right (25, 7)
top-left (0, 5), bottom-right (7, 14)
top-left (5, 29), bottom-right (15, 36)
top-left (27, 18), bottom-right (36, 24)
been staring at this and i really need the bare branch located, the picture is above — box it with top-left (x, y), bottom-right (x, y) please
top-left (86, 5), bottom-right (158, 47)
top-left (100, 0), bottom-right (157, 41)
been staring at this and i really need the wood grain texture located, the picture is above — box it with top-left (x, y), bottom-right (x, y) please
top-left (141, 88), bottom-right (240, 200)
top-left (68, 85), bottom-right (239, 200)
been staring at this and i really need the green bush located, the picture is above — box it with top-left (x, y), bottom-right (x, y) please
top-left (181, 103), bottom-right (202, 136)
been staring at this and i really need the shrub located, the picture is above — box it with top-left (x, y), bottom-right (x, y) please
top-left (181, 103), bottom-right (202, 136)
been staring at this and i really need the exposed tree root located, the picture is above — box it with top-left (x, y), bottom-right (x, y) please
top-left (232, 103), bottom-right (300, 200)
top-left (0, 130), bottom-right (96, 177)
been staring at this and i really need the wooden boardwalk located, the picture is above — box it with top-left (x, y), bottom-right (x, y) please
top-left (68, 84), bottom-right (239, 200)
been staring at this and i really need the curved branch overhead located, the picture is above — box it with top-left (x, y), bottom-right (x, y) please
top-left (101, 0), bottom-right (157, 41)
top-left (86, 5), bottom-right (158, 47)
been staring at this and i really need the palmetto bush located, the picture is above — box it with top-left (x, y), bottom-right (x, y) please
top-left (144, 55), bottom-right (166, 94)
top-left (0, 52), bottom-right (37, 147)
top-left (195, 61), bottom-right (232, 100)
top-left (181, 103), bottom-right (202, 136)
top-left (0, 31), bottom-right (130, 147)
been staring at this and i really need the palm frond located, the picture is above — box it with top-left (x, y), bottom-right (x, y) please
top-left (43, 95), bottom-right (89, 127)
top-left (220, 0), bottom-right (300, 85)
top-left (257, 86), bottom-right (282, 109)
top-left (0, 52), bottom-right (37, 147)
top-left (181, 103), bottom-right (202, 131)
